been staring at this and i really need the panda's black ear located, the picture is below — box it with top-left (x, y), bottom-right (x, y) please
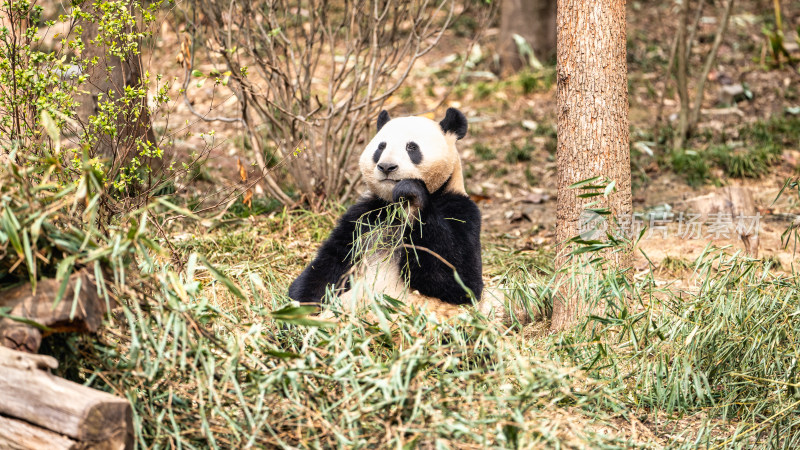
top-left (439, 107), bottom-right (467, 140)
top-left (377, 110), bottom-right (391, 131)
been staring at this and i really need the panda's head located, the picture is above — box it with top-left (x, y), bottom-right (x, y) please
top-left (359, 108), bottom-right (468, 201)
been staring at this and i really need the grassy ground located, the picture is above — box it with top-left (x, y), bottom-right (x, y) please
top-left (6, 135), bottom-right (797, 447)
top-left (35, 211), bottom-right (795, 448)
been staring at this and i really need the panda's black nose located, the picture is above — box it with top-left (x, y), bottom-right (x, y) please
top-left (377, 163), bottom-right (398, 174)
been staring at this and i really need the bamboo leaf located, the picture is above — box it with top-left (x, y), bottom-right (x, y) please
top-left (198, 255), bottom-right (246, 300)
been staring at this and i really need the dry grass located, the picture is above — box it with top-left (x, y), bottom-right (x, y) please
top-left (30, 205), bottom-right (794, 448)
top-left (4, 148), bottom-right (799, 447)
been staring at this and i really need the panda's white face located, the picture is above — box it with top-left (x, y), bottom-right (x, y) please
top-left (359, 116), bottom-right (463, 201)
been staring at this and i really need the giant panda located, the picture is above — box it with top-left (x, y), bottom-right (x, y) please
top-left (288, 108), bottom-right (484, 317)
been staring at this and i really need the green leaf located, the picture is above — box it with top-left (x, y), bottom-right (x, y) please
top-left (570, 244), bottom-right (613, 255)
top-left (271, 304), bottom-right (321, 317)
top-left (30, 213), bottom-right (47, 244)
top-left (568, 176), bottom-right (602, 190)
top-left (0, 310), bottom-right (53, 332)
top-left (22, 230), bottom-right (36, 289)
top-left (41, 110), bottom-right (61, 151)
top-left (2, 207), bottom-right (22, 257)
top-left (265, 349), bottom-right (301, 359)
top-left (604, 180), bottom-right (616, 197)
top-left (197, 255), bottom-right (246, 300)
top-left (54, 255), bottom-right (78, 308)
top-left (271, 304), bottom-right (335, 328)
top-left (156, 198), bottom-right (202, 220)
top-left (69, 276), bottom-right (82, 320)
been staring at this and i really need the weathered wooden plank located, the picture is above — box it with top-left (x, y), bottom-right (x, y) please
top-left (0, 415), bottom-right (79, 450)
top-left (0, 346), bottom-right (58, 371)
top-left (0, 347), bottom-right (133, 448)
top-left (0, 270), bottom-right (104, 353)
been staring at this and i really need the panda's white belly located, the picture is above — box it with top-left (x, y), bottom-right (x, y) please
top-left (330, 207), bottom-right (470, 319)
top-left (340, 250), bottom-right (407, 306)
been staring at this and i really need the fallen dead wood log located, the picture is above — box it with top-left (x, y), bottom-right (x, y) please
top-left (0, 416), bottom-right (80, 450)
top-left (0, 270), bottom-right (105, 353)
top-left (0, 346), bottom-right (133, 449)
top-left (683, 185), bottom-right (760, 257)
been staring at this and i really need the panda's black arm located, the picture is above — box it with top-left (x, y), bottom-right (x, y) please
top-left (288, 197), bottom-right (387, 303)
top-left (401, 192), bottom-right (484, 305)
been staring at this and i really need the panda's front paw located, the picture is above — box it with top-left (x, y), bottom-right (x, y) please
top-left (392, 179), bottom-right (429, 211)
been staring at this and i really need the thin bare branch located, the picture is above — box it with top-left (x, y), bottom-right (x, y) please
top-left (689, 0), bottom-right (735, 130)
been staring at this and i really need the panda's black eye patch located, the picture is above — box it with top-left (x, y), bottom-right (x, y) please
top-left (372, 141), bottom-right (387, 163)
top-left (406, 141), bottom-right (422, 164)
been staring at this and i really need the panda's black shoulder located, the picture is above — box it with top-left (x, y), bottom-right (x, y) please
top-left (429, 191), bottom-right (481, 226)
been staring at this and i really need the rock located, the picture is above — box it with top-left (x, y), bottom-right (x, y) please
top-left (782, 150), bottom-right (800, 167)
top-left (521, 192), bottom-right (550, 204)
top-left (718, 84), bottom-right (746, 105)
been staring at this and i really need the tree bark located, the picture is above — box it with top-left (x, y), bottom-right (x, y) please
top-left (552, 0), bottom-right (632, 331)
top-left (499, 0), bottom-right (557, 73)
top-left (674, 0), bottom-right (690, 151)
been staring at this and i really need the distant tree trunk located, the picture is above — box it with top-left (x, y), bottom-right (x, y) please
top-left (76, 4), bottom-right (157, 175)
top-left (499, 0), bottom-right (557, 73)
top-left (551, 0), bottom-right (632, 331)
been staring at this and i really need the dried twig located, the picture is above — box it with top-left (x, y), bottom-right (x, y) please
top-left (685, 0), bottom-right (707, 59)
top-left (688, 0), bottom-right (735, 130)
top-left (672, 0), bottom-right (735, 149)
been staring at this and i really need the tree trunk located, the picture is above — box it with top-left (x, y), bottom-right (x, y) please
top-left (76, 3), bottom-right (158, 175)
top-left (499, 0), bottom-right (557, 73)
top-left (552, 0), bottom-right (632, 331)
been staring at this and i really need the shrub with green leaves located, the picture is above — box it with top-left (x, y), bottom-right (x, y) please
top-left (473, 143), bottom-right (496, 160)
top-left (668, 115), bottom-right (799, 184)
top-left (711, 144), bottom-right (780, 179)
top-left (668, 148), bottom-right (712, 187)
top-left (505, 141), bottom-right (534, 163)
top-left (714, 115), bottom-right (800, 179)
top-left (0, 0), bottom-right (212, 218)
